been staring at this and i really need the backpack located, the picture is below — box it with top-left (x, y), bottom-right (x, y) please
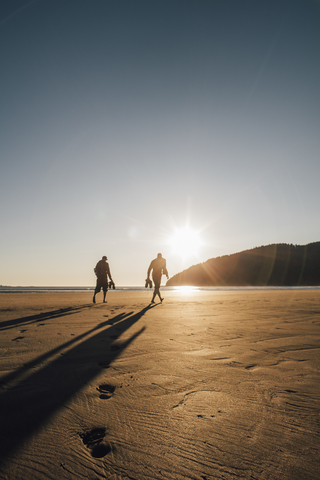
top-left (94, 261), bottom-right (104, 277)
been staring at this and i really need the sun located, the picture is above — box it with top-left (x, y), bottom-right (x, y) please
top-left (168, 226), bottom-right (203, 259)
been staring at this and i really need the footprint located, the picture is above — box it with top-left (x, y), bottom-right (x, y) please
top-left (97, 384), bottom-right (115, 399)
top-left (20, 330), bottom-right (27, 333)
top-left (80, 428), bottom-right (111, 458)
top-left (11, 336), bottom-right (24, 342)
top-left (245, 364), bottom-right (257, 370)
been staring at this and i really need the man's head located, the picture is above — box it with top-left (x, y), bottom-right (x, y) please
top-left (102, 255), bottom-right (107, 261)
top-left (157, 253), bottom-right (162, 258)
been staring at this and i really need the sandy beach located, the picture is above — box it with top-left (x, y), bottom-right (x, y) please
top-left (0, 290), bottom-right (319, 480)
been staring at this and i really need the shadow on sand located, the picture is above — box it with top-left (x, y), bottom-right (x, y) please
top-left (0, 304), bottom-right (156, 465)
top-left (0, 305), bottom-right (94, 331)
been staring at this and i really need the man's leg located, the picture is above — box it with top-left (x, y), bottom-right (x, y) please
top-left (157, 287), bottom-right (163, 302)
top-left (151, 284), bottom-right (157, 303)
top-left (152, 278), bottom-right (161, 303)
top-left (151, 287), bottom-right (156, 303)
top-left (103, 288), bottom-right (107, 303)
top-left (93, 280), bottom-right (102, 303)
top-left (93, 286), bottom-right (98, 303)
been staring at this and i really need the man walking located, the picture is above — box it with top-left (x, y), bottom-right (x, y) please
top-left (93, 256), bottom-right (114, 303)
top-left (146, 253), bottom-right (169, 304)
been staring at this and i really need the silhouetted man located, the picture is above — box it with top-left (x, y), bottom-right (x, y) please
top-left (93, 256), bottom-right (114, 303)
top-left (147, 253), bottom-right (169, 304)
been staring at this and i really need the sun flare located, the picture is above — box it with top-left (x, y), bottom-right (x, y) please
top-left (168, 226), bottom-right (202, 259)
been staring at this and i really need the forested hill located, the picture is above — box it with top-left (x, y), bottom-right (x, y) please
top-left (166, 242), bottom-right (320, 287)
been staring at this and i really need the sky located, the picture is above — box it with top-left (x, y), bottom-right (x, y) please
top-left (1, 0), bottom-right (320, 286)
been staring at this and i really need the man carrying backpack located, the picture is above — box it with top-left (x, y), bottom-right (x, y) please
top-left (93, 256), bottom-right (115, 303)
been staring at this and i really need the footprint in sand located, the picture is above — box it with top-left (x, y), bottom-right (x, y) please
top-left (245, 364), bottom-right (257, 370)
top-left (97, 384), bottom-right (115, 399)
top-left (11, 336), bottom-right (24, 342)
top-left (80, 428), bottom-right (111, 458)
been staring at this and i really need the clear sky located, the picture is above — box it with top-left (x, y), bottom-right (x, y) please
top-left (1, 0), bottom-right (319, 286)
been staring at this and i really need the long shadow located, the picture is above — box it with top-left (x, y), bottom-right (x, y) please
top-left (0, 305), bottom-right (94, 331)
top-left (0, 312), bottom-right (132, 387)
top-left (0, 304), bottom-right (157, 466)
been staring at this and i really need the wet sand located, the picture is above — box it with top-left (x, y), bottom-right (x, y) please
top-left (0, 290), bottom-right (319, 479)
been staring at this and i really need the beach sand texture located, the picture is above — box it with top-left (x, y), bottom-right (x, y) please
top-left (0, 290), bottom-right (319, 480)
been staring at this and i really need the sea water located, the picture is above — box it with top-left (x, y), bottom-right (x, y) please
top-left (0, 286), bottom-right (319, 293)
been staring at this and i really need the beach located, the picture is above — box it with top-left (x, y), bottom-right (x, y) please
top-left (0, 289), bottom-right (319, 480)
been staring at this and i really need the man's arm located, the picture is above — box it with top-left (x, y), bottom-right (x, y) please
top-left (106, 263), bottom-right (113, 282)
top-left (147, 260), bottom-right (153, 279)
top-left (163, 260), bottom-right (169, 279)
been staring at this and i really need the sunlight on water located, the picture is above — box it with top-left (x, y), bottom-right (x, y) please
top-left (173, 286), bottom-right (199, 294)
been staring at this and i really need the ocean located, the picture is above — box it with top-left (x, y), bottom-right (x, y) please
top-left (0, 286), bottom-right (319, 293)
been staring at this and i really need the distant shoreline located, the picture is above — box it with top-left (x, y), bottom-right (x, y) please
top-left (1, 285), bottom-right (319, 293)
